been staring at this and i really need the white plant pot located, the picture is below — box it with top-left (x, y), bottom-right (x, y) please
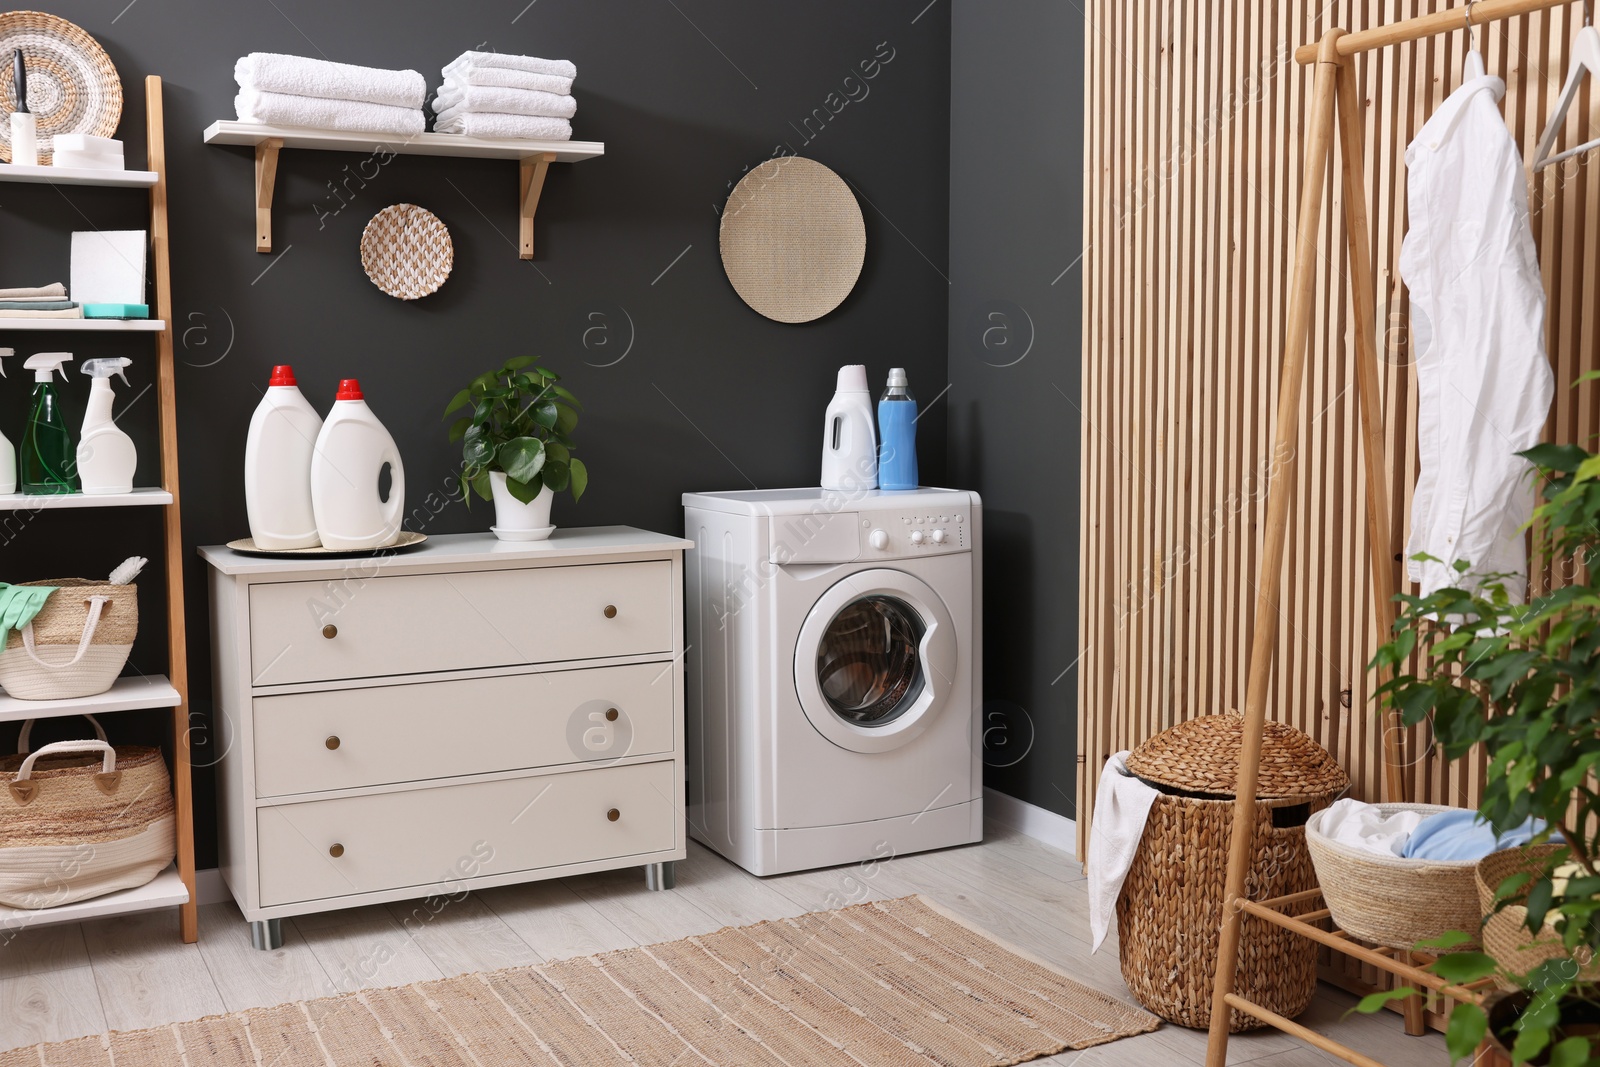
top-left (489, 472), bottom-right (554, 541)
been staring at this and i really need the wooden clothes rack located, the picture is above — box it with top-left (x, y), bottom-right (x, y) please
top-left (1203, 2), bottom-right (1574, 1065)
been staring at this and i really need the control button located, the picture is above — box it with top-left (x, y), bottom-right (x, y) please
top-left (869, 529), bottom-right (890, 550)
top-left (955, 513), bottom-right (965, 523)
top-left (938, 515), bottom-right (948, 523)
top-left (910, 529), bottom-right (925, 545)
top-left (932, 528), bottom-right (948, 544)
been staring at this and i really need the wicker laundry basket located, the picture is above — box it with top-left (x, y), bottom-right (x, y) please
top-left (1117, 714), bottom-right (1348, 1032)
top-left (1475, 845), bottom-right (1600, 987)
top-left (1306, 802), bottom-right (1482, 950)
top-left (0, 578), bottom-right (137, 699)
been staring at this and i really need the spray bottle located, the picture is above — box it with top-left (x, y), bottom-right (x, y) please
top-left (21, 352), bottom-right (76, 494)
top-left (0, 348), bottom-right (15, 494)
top-left (77, 357), bottom-right (135, 495)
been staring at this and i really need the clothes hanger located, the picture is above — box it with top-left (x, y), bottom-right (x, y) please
top-left (1532, 0), bottom-right (1600, 170)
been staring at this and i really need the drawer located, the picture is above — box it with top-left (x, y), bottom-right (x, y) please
top-left (248, 561), bottom-right (673, 685)
top-left (252, 662), bottom-right (675, 797)
top-left (256, 760), bottom-right (678, 906)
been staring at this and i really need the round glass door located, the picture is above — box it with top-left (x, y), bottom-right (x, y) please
top-left (793, 570), bottom-right (957, 754)
top-left (815, 596), bottom-right (926, 726)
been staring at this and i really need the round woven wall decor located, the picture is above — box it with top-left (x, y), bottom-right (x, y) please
top-left (360, 204), bottom-right (453, 300)
top-left (0, 11), bottom-right (122, 165)
top-left (719, 156), bottom-right (865, 323)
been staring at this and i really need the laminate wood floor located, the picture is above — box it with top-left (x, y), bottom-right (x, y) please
top-left (0, 827), bottom-right (1448, 1065)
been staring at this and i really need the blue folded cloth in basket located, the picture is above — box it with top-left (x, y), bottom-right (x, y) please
top-left (1401, 809), bottom-right (1545, 861)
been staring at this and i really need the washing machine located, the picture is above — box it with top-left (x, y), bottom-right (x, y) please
top-left (682, 487), bottom-right (982, 876)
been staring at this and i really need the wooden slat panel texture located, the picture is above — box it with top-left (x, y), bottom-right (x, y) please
top-left (1078, 1), bottom-right (1599, 859)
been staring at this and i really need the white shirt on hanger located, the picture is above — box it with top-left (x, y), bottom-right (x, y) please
top-left (1399, 51), bottom-right (1552, 602)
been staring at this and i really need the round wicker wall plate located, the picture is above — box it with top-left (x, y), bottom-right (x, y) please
top-left (360, 204), bottom-right (453, 300)
top-left (0, 11), bottom-right (122, 165)
top-left (720, 156), bottom-right (865, 323)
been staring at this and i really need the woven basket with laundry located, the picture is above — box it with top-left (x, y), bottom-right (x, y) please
top-left (1116, 713), bottom-right (1348, 1032)
top-left (0, 572), bottom-right (139, 700)
top-left (0, 715), bottom-right (175, 909)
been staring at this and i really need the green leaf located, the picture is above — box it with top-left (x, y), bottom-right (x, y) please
top-left (1429, 952), bottom-right (1497, 984)
top-left (1526, 877), bottom-right (1554, 932)
top-left (569, 458), bottom-right (588, 502)
top-left (542, 459), bottom-right (570, 493)
top-left (1444, 1003), bottom-right (1488, 1063)
top-left (531, 399), bottom-right (559, 430)
top-left (1550, 1036), bottom-right (1593, 1067)
top-left (544, 441), bottom-right (570, 465)
top-left (1418, 929), bottom-right (1477, 951)
top-left (443, 388), bottom-right (471, 418)
top-left (503, 356), bottom-right (536, 372)
top-left (505, 475), bottom-right (538, 504)
top-left (447, 416), bottom-right (471, 443)
top-left (533, 365), bottom-right (560, 381)
top-left (1349, 988), bottom-right (1418, 1015)
top-left (470, 469), bottom-right (493, 503)
top-left (496, 436), bottom-right (547, 484)
top-left (552, 384), bottom-right (583, 410)
top-left (462, 427), bottom-right (494, 467)
top-left (555, 403), bottom-right (579, 436)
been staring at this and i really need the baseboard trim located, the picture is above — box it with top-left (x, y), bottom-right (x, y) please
top-left (982, 787), bottom-right (1078, 859)
top-left (195, 868), bottom-right (230, 907)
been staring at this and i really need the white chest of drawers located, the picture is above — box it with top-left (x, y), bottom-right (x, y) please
top-left (199, 528), bottom-right (691, 948)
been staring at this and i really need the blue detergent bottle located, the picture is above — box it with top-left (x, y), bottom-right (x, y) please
top-left (877, 367), bottom-right (918, 491)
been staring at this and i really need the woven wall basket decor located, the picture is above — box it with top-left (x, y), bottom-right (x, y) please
top-left (360, 204), bottom-right (453, 300)
top-left (0, 11), bottom-right (122, 165)
top-left (720, 156), bottom-right (866, 323)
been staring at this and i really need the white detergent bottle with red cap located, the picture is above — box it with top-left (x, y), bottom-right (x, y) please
top-left (244, 364), bottom-right (323, 549)
top-left (311, 378), bottom-right (405, 551)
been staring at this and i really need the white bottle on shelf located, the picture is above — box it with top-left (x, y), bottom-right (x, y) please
top-left (310, 379), bottom-right (405, 551)
top-left (77, 357), bottom-right (137, 494)
top-left (243, 364), bottom-right (322, 549)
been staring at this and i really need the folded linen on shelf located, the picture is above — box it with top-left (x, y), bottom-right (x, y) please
top-left (235, 52), bottom-right (426, 109)
top-left (0, 283), bottom-right (66, 299)
top-left (0, 307), bottom-right (84, 318)
top-left (444, 66), bottom-right (572, 95)
top-left (0, 300), bottom-right (76, 311)
top-left (444, 51), bottom-right (576, 80)
top-left (432, 112), bottom-right (571, 140)
top-left (235, 89), bottom-right (425, 137)
top-left (432, 84), bottom-right (576, 120)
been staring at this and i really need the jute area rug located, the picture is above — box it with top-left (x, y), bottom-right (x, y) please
top-left (3, 895), bottom-right (1159, 1066)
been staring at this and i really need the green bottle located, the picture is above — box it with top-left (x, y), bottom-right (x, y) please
top-left (21, 352), bottom-right (77, 495)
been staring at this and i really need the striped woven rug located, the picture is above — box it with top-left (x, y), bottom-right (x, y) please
top-left (2, 895), bottom-right (1159, 1066)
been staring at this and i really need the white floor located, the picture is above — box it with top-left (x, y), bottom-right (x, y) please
top-left (0, 828), bottom-right (1447, 1066)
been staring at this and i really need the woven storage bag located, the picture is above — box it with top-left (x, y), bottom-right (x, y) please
top-left (0, 579), bottom-right (136, 699)
top-left (1305, 802), bottom-right (1482, 950)
top-left (1117, 714), bottom-right (1348, 1032)
top-left (0, 738), bottom-right (174, 908)
top-left (1475, 845), bottom-right (1600, 987)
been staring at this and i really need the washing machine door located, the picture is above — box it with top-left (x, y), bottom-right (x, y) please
top-left (793, 569), bottom-right (958, 754)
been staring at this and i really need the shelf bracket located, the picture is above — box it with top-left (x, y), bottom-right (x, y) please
top-left (519, 152), bottom-right (556, 260)
top-left (255, 138), bottom-right (282, 253)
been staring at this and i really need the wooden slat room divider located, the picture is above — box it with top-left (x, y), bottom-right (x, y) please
top-left (1078, 0), bottom-right (1600, 859)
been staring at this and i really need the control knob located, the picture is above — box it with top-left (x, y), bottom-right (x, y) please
top-left (931, 528), bottom-right (948, 544)
top-left (910, 529), bottom-right (925, 545)
top-left (869, 529), bottom-right (889, 550)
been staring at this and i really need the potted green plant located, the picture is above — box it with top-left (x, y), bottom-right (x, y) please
top-left (443, 358), bottom-right (587, 541)
top-left (1361, 439), bottom-right (1600, 1065)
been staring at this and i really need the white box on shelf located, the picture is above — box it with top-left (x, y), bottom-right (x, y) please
top-left (70, 230), bottom-right (147, 305)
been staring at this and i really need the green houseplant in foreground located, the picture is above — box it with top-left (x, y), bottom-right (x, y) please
top-left (1364, 440), bottom-right (1600, 1065)
top-left (444, 357), bottom-right (588, 511)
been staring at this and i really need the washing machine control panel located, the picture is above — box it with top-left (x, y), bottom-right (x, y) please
top-left (859, 509), bottom-right (970, 557)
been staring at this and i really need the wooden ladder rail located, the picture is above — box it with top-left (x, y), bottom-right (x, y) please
top-left (146, 74), bottom-right (197, 944)
top-left (1201, 1), bottom-right (1577, 1063)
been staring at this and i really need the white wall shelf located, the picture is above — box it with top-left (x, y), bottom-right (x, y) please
top-left (0, 674), bottom-right (182, 725)
top-left (0, 318), bottom-right (164, 331)
top-left (0, 487), bottom-right (173, 511)
top-left (202, 120), bottom-right (605, 259)
top-left (0, 163), bottom-right (159, 187)
top-left (0, 865), bottom-right (190, 932)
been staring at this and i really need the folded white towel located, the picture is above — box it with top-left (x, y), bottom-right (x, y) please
top-left (235, 53), bottom-right (426, 109)
top-left (433, 112), bottom-right (572, 140)
top-left (236, 89), bottom-right (424, 137)
top-left (444, 51), bottom-right (576, 80)
top-left (443, 66), bottom-right (572, 95)
top-left (0, 307), bottom-right (83, 319)
top-left (1086, 751), bottom-right (1161, 952)
top-left (0, 284), bottom-right (66, 299)
top-left (1313, 798), bottom-right (1425, 857)
top-left (432, 86), bottom-right (576, 121)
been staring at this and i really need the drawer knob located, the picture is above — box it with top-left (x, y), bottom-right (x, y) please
top-left (325, 735), bottom-right (341, 751)
top-left (322, 624), bottom-right (338, 639)
top-left (605, 708), bottom-right (619, 722)
top-left (603, 604), bottom-right (618, 619)
top-left (606, 808), bottom-right (620, 822)
top-left (329, 843), bottom-right (345, 858)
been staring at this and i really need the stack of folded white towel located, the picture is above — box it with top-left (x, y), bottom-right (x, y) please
top-left (432, 51), bottom-right (577, 140)
top-left (235, 53), bottom-right (426, 138)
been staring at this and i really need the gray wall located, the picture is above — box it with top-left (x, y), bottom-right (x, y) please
top-left (0, 0), bottom-right (952, 868)
top-left (949, 1), bottom-right (1084, 820)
